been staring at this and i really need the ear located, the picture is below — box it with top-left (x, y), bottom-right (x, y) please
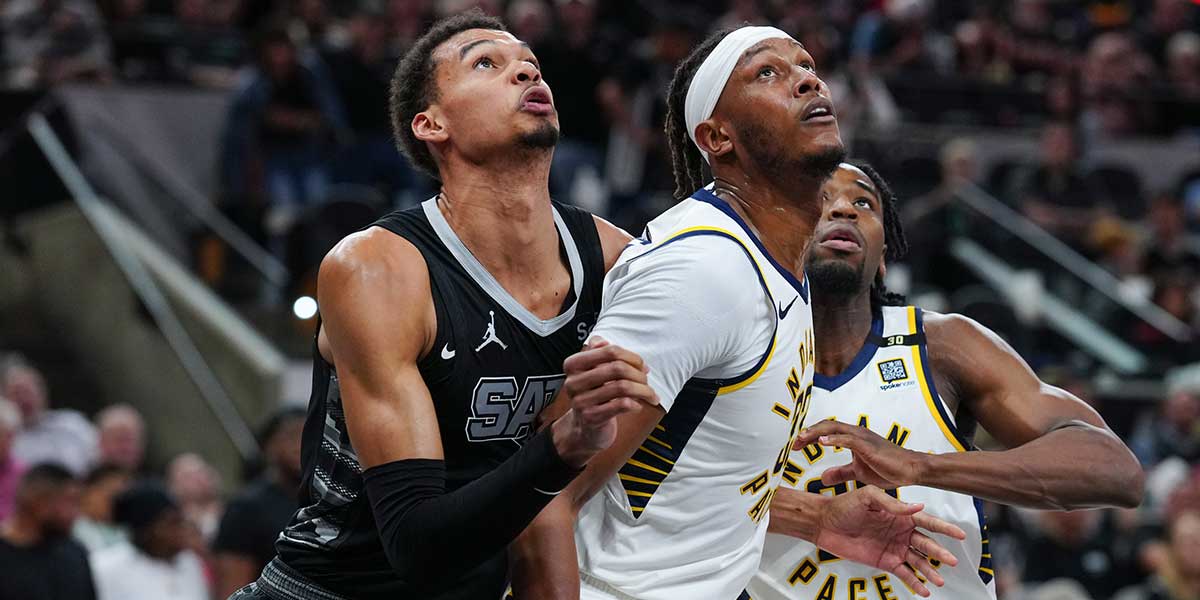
top-left (694, 119), bottom-right (733, 159)
top-left (877, 255), bottom-right (888, 281)
top-left (412, 107), bottom-right (449, 145)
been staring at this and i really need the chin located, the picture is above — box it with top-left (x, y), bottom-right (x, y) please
top-left (516, 121), bottom-right (560, 150)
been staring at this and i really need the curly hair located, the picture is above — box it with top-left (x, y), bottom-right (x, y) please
top-left (850, 161), bottom-right (908, 309)
top-left (664, 28), bottom-right (733, 200)
top-left (389, 9), bottom-right (507, 181)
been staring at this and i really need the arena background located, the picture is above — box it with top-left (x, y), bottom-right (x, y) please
top-left (1, 0), bottom-right (1199, 598)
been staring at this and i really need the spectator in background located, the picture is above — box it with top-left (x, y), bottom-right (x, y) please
top-left (994, 0), bottom-right (1077, 82)
top-left (1013, 121), bottom-right (1103, 249)
top-left (904, 137), bottom-right (981, 294)
top-left (1143, 194), bottom-right (1200, 278)
top-left (1, 0), bottom-right (112, 87)
top-left (0, 399), bottom-right (25, 522)
top-left (95, 404), bottom-right (146, 473)
top-left (212, 407), bottom-right (304, 598)
top-left (166, 452), bottom-right (223, 543)
top-left (1115, 510), bottom-right (1200, 600)
top-left (1131, 382), bottom-right (1200, 467)
top-left (166, 0), bottom-right (247, 88)
top-left (2, 356), bottom-right (97, 477)
top-left (91, 482), bottom-right (208, 600)
top-left (1021, 509), bottom-right (1145, 599)
top-left (219, 25), bottom-right (348, 248)
top-left (849, 0), bottom-right (953, 76)
top-left (1080, 32), bottom-right (1159, 139)
top-left (385, 0), bottom-right (433, 52)
top-left (324, 5), bottom-right (420, 204)
top-left (1165, 32), bottom-right (1200, 100)
top-left (72, 465), bottom-right (131, 553)
top-left (539, 0), bottom-right (619, 202)
top-left (0, 464), bottom-right (94, 600)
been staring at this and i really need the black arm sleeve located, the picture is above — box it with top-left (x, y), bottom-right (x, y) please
top-left (362, 427), bottom-right (581, 585)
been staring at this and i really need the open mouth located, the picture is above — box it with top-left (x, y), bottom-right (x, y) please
top-left (818, 226), bottom-right (862, 252)
top-left (520, 87), bottom-right (554, 115)
top-left (802, 98), bottom-right (836, 123)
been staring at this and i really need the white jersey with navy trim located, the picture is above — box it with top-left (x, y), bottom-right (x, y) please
top-left (575, 189), bottom-right (817, 600)
top-left (747, 305), bottom-right (997, 600)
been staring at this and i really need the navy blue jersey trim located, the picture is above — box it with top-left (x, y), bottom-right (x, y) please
top-left (626, 229), bottom-right (777, 391)
top-left (813, 315), bottom-right (885, 391)
top-left (915, 308), bottom-right (974, 450)
top-left (691, 188), bottom-right (810, 303)
top-left (618, 380), bottom-right (720, 517)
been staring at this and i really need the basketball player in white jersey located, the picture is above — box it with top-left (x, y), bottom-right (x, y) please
top-left (525, 27), bottom-right (967, 599)
top-left (748, 163), bottom-right (1145, 600)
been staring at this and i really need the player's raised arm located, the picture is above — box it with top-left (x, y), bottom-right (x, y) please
top-left (798, 312), bottom-right (1144, 511)
top-left (317, 229), bottom-right (633, 587)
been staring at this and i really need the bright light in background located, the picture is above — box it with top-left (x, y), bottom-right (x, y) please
top-left (293, 296), bottom-right (318, 320)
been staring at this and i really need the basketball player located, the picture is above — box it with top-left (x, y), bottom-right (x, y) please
top-left (534, 27), bottom-right (965, 599)
top-left (747, 163), bottom-right (1145, 600)
top-left (230, 13), bottom-right (658, 600)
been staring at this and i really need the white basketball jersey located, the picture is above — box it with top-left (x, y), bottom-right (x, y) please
top-left (747, 306), bottom-right (996, 600)
top-left (575, 189), bottom-right (817, 600)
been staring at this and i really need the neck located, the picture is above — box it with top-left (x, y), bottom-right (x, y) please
top-left (437, 153), bottom-right (560, 278)
top-left (1, 513), bottom-right (44, 546)
top-left (711, 172), bottom-right (823, 279)
top-left (812, 287), bottom-right (874, 376)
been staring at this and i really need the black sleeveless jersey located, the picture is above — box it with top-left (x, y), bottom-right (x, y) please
top-left (275, 198), bottom-right (605, 599)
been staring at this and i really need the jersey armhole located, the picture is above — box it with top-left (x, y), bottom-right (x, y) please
top-left (911, 307), bottom-right (972, 453)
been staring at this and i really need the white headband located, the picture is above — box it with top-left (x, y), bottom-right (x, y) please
top-left (684, 26), bottom-right (796, 163)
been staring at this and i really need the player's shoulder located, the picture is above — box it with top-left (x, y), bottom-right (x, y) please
top-left (921, 310), bottom-right (1003, 347)
top-left (317, 227), bottom-right (431, 309)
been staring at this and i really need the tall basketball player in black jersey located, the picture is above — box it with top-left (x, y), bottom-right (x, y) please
top-left (229, 11), bottom-right (656, 600)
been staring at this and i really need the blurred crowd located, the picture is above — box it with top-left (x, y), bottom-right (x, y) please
top-left (2, 1), bottom-right (1200, 599)
top-left (0, 354), bottom-right (307, 599)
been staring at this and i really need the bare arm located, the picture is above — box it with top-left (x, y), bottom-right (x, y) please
top-left (798, 312), bottom-right (1144, 510)
top-left (318, 229), bottom-right (442, 467)
top-left (320, 229), bottom-right (647, 587)
top-left (212, 554), bottom-right (261, 599)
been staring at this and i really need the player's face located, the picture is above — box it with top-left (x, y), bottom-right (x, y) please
top-left (805, 164), bottom-right (886, 295)
top-left (427, 29), bottom-right (558, 158)
top-left (715, 38), bottom-right (843, 177)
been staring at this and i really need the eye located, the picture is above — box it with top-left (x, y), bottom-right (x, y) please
top-left (801, 62), bottom-right (817, 73)
top-left (757, 66), bottom-right (777, 78)
top-left (474, 56), bottom-right (496, 69)
top-left (854, 197), bottom-right (872, 208)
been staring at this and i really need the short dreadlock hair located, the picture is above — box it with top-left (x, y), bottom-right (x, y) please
top-left (850, 161), bottom-right (908, 309)
top-left (664, 28), bottom-right (733, 200)
top-left (389, 9), bottom-right (507, 181)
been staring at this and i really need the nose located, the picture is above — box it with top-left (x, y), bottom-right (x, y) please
top-left (513, 60), bottom-right (541, 84)
top-left (828, 195), bottom-right (857, 220)
top-left (794, 68), bottom-right (823, 97)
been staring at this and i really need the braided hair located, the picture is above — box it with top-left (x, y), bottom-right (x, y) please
top-left (664, 28), bottom-right (733, 200)
top-left (850, 161), bottom-right (908, 309)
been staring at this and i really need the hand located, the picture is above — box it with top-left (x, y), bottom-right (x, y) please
top-left (554, 337), bottom-right (658, 467)
top-left (815, 486), bottom-right (966, 597)
top-left (794, 420), bottom-right (928, 489)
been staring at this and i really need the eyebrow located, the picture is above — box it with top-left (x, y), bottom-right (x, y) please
top-left (460, 39), bottom-right (531, 60)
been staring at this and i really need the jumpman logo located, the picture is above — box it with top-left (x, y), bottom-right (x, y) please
top-left (475, 310), bottom-right (508, 352)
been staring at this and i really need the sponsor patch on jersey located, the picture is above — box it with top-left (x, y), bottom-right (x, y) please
top-left (876, 358), bottom-right (915, 391)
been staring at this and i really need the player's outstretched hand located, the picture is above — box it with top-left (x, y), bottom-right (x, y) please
top-left (815, 486), bottom-right (967, 597)
top-left (794, 420), bottom-right (928, 490)
top-left (554, 337), bottom-right (659, 467)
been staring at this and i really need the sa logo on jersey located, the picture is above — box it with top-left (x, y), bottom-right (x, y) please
top-left (466, 375), bottom-right (563, 444)
top-left (876, 358), bottom-right (915, 391)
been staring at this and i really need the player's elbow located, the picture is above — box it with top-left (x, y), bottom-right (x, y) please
top-left (1111, 457), bottom-right (1146, 509)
